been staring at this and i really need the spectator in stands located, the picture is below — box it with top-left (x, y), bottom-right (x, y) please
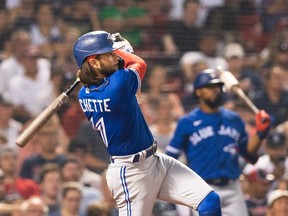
top-left (0, 95), bottom-right (22, 150)
top-left (197, 0), bottom-right (225, 27)
top-left (140, 64), bottom-right (184, 125)
top-left (259, 29), bottom-right (288, 72)
top-left (245, 130), bottom-right (288, 192)
top-left (99, 169), bottom-right (118, 216)
top-left (29, 2), bottom-right (62, 60)
top-left (17, 114), bottom-right (69, 174)
top-left (98, 0), bottom-right (153, 52)
top-left (38, 163), bottom-right (62, 216)
top-left (51, 26), bottom-right (81, 81)
top-left (180, 30), bottom-right (228, 82)
top-left (19, 115), bottom-right (67, 182)
top-left (148, 94), bottom-right (177, 152)
top-left (74, 121), bottom-right (110, 174)
top-left (252, 66), bottom-right (288, 127)
top-left (243, 166), bottom-right (272, 216)
top-left (5, 44), bottom-right (53, 123)
top-left (223, 42), bottom-right (263, 100)
top-left (276, 118), bottom-right (288, 143)
top-left (0, 146), bottom-right (40, 202)
top-left (20, 196), bottom-right (49, 216)
top-left (261, 0), bottom-right (288, 33)
top-left (60, 157), bottom-right (103, 216)
top-left (0, 29), bottom-right (31, 96)
top-left (61, 0), bottom-right (101, 35)
top-left (266, 189), bottom-right (288, 216)
top-left (236, 2), bottom-right (271, 54)
top-left (61, 82), bottom-right (85, 139)
top-left (0, 7), bottom-right (13, 60)
top-left (0, 202), bottom-right (20, 215)
top-left (7, 0), bottom-right (35, 30)
top-left (276, 177), bottom-right (288, 191)
top-left (168, 0), bottom-right (185, 21)
top-left (204, 0), bottom-right (241, 36)
top-left (0, 169), bottom-right (5, 202)
top-left (86, 201), bottom-right (111, 216)
top-left (55, 182), bottom-right (83, 216)
top-left (162, 0), bottom-right (201, 55)
top-left (67, 138), bottom-right (103, 191)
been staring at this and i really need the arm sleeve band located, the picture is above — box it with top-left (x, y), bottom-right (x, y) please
top-left (116, 50), bottom-right (147, 81)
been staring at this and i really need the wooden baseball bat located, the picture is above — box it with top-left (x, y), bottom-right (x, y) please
top-left (217, 66), bottom-right (259, 114)
top-left (231, 86), bottom-right (259, 114)
top-left (16, 78), bottom-right (81, 148)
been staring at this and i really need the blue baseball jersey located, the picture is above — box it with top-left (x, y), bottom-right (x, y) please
top-left (78, 68), bottom-right (154, 156)
top-left (166, 107), bottom-right (256, 179)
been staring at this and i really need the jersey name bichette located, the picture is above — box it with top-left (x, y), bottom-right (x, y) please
top-left (79, 98), bottom-right (111, 112)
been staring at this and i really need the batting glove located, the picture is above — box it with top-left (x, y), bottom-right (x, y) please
top-left (112, 32), bottom-right (134, 53)
top-left (255, 110), bottom-right (271, 139)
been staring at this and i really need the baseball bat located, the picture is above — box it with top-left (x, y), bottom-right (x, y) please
top-left (16, 78), bottom-right (81, 148)
top-left (216, 66), bottom-right (259, 114)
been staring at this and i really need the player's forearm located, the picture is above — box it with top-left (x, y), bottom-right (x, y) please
top-left (116, 50), bottom-right (147, 80)
top-left (247, 134), bottom-right (262, 160)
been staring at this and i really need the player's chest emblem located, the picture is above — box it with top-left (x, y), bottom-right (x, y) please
top-left (223, 143), bottom-right (238, 157)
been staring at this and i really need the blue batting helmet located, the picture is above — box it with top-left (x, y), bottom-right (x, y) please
top-left (73, 30), bottom-right (124, 68)
top-left (193, 69), bottom-right (224, 89)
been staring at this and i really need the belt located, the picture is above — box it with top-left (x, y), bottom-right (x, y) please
top-left (205, 178), bottom-right (233, 187)
top-left (111, 142), bottom-right (157, 163)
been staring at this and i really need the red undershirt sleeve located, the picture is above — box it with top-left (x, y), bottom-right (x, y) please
top-left (116, 50), bottom-right (147, 80)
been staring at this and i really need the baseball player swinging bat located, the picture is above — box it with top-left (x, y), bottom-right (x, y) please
top-left (216, 66), bottom-right (259, 114)
top-left (16, 78), bottom-right (81, 148)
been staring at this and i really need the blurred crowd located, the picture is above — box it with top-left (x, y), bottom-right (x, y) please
top-left (0, 0), bottom-right (288, 215)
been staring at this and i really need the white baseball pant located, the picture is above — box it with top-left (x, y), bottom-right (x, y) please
top-left (106, 150), bottom-right (213, 216)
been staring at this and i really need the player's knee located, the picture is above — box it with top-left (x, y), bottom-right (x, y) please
top-left (197, 191), bottom-right (222, 216)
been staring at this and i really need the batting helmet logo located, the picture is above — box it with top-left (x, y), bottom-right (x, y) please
top-left (73, 30), bottom-right (124, 68)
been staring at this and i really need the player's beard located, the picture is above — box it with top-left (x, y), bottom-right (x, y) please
top-left (203, 93), bottom-right (224, 109)
top-left (99, 62), bottom-right (117, 77)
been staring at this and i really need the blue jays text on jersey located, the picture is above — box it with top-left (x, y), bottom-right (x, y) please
top-left (189, 125), bottom-right (241, 146)
top-left (166, 107), bottom-right (257, 180)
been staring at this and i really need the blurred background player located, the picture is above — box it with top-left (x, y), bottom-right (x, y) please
top-left (166, 69), bottom-right (271, 216)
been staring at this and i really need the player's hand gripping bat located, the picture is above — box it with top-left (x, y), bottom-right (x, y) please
top-left (216, 66), bottom-right (259, 114)
top-left (16, 78), bottom-right (81, 147)
top-left (216, 66), bottom-right (271, 138)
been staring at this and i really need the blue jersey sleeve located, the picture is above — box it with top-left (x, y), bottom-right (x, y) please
top-left (112, 68), bottom-right (141, 100)
top-left (166, 116), bottom-right (191, 158)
